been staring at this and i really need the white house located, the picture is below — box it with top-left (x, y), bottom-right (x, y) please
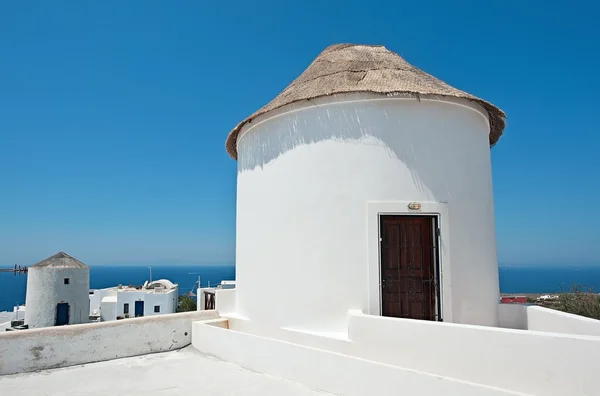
top-left (24, 252), bottom-right (90, 329)
top-left (89, 279), bottom-right (178, 321)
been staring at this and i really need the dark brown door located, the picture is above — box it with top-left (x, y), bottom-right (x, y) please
top-left (380, 215), bottom-right (438, 321)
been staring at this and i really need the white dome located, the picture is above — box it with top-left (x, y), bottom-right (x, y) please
top-left (148, 279), bottom-right (176, 289)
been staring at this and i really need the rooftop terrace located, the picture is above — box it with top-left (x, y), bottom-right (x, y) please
top-left (0, 347), bottom-right (333, 396)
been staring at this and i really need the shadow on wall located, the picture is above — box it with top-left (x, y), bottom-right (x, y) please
top-left (237, 97), bottom-right (491, 204)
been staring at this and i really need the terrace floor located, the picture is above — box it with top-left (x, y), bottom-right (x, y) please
top-left (0, 346), bottom-right (334, 396)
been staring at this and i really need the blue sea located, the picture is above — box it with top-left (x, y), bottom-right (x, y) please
top-left (0, 264), bottom-right (599, 312)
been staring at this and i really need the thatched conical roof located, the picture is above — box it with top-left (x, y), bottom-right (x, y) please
top-left (31, 252), bottom-right (89, 269)
top-left (226, 43), bottom-right (505, 159)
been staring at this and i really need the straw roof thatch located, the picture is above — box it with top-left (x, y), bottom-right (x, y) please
top-left (226, 44), bottom-right (505, 159)
top-left (31, 252), bottom-right (89, 269)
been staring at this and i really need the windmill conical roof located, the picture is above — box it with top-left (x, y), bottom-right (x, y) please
top-left (226, 43), bottom-right (505, 159)
top-left (31, 252), bottom-right (89, 269)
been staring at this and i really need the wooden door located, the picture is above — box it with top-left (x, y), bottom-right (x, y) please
top-left (380, 215), bottom-right (438, 321)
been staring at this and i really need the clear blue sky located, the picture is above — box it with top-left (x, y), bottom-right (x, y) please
top-left (1, 1), bottom-right (598, 266)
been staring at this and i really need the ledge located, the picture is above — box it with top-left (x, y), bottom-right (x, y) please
top-left (0, 310), bottom-right (219, 375)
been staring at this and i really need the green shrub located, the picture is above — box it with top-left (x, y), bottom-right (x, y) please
top-left (177, 295), bottom-right (197, 312)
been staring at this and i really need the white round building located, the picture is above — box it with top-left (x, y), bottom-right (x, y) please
top-left (226, 44), bottom-right (506, 332)
top-left (25, 252), bottom-right (90, 329)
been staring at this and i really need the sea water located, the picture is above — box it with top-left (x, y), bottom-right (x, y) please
top-left (0, 264), bottom-right (598, 312)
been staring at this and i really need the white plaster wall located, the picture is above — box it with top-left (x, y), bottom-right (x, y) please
top-left (89, 290), bottom-right (101, 315)
top-left (0, 310), bottom-right (218, 375)
top-left (225, 316), bottom-right (352, 352)
top-left (143, 289), bottom-right (178, 316)
top-left (115, 291), bottom-right (143, 318)
top-left (192, 322), bottom-right (518, 396)
top-left (497, 303), bottom-right (527, 330)
top-left (100, 297), bottom-right (117, 321)
top-left (215, 289), bottom-right (236, 315)
top-left (171, 285), bottom-right (179, 312)
top-left (213, 311), bottom-right (600, 395)
top-left (235, 94), bottom-right (499, 330)
top-left (0, 312), bottom-right (16, 332)
top-left (526, 305), bottom-right (600, 336)
top-left (4, 306), bottom-right (26, 324)
top-left (221, 309), bottom-right (599, 395)
top-left (499, 303), bottom-right (600, 336)
top-left (346, 312), bottom-right (598, 395)
top-left (114, 289), bottom-right (177, 318)
top-left (25, 267), bottom-right (90, 328)
top-left (13, 305), bottom-right (26, 315)
top-left (89, 288), bottom-right (116, 316)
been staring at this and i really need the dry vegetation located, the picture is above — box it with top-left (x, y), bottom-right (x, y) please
top-left (554, 285), bottom-right (600, 320)
top-left (538, 285), bottom-right (600, 320)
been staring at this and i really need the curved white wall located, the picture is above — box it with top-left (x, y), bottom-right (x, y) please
top-left (25, 267), bottom-right (90, 328)
top-left (235, 94), bottom-right (500, 331)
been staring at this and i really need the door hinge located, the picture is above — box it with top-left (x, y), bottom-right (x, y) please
top-left (436, 228), bottom-right (441, 237)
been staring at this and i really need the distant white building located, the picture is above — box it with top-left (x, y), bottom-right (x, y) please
top-left (89, 279), bottom-right (178, 321)
top-left (25, 252), bottom-right (90, 329)
top-left (197, 280), bottom-right (236, 311)
top-left (0, 305), bottom-right (25, 331)
top-left (537, 294), bottom-right (560, 302)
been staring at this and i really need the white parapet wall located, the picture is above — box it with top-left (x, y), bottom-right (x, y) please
top-left (346, 311), bottom-right (598, 395)
top-left (215, 288), bottom-right (236, 315)
top-left (192, 321), bottom-right (519, 396)
top-left (499, 303), bottom-right (600, 336)
top-left (526, 305), bottom-right (600, 335)
top-left (0, 310), bottom-right (218, 375)
top-left (497, 303), bottom-right (527, 329)
top-left (205, 310), bottom-right (600, 396)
